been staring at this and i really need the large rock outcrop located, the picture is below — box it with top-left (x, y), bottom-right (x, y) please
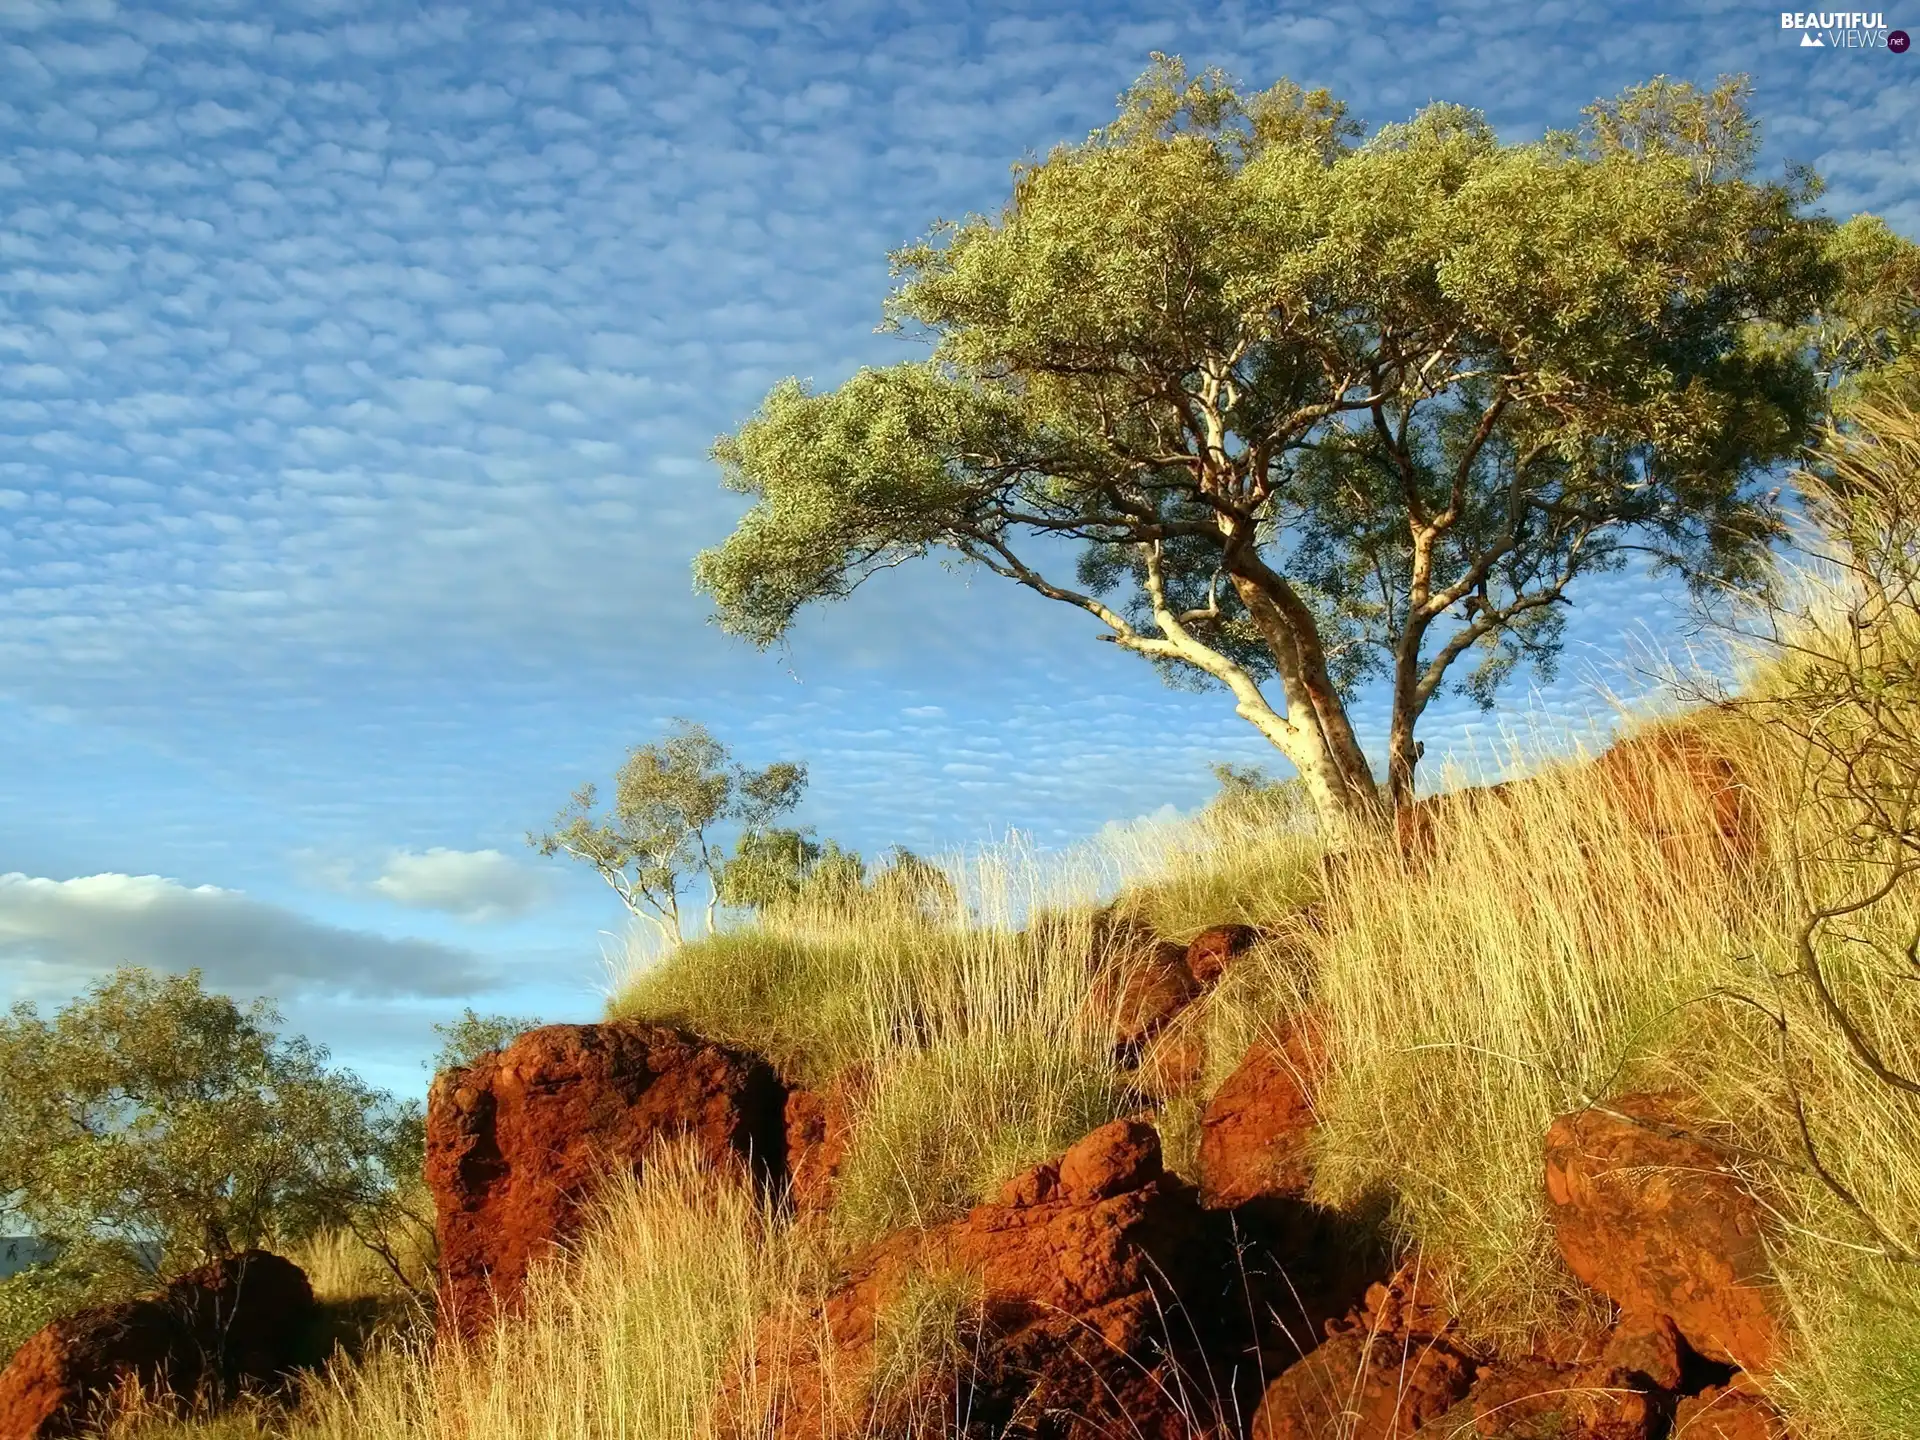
top-left (0, 1251), bottom-right (314, 1440)
top-left (426, 1020), bottom-right (787, 1335)
top-left (726, 1119), bottom-right (1256, 1440)
top-left (1543, 1096), bottom-right (1781, 1374)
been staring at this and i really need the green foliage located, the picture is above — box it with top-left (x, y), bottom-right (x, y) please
top-left (0, 1235), bottom-right (153, 1361)
top-left (696, 57), bottom-right (1897, 823)
top-left (714, 829), bottom-right (862, 912)
top-left (0, 968), bottom-right (418, 1275)
top-left (530, 718), bottom-right (807, 943)
top-left (1203, 761), bottom-right (1313, 832)
top-left (716, 832), bottom-right (960, 923)
top-left (428, 1009), bottom-right (544, 1074)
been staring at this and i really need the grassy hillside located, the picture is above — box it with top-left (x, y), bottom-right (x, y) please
top-left (106, 395), bottom-right (1920, 1439)
top-left (133, 704), bottom-right (1907, 1440)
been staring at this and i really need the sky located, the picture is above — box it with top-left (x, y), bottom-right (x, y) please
top-left (0, 0), bottom-right (1913, 1096)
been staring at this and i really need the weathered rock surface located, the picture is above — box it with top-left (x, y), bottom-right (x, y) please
top-left (1394, 722), bottom-right (1758, 872)
top-left (1185, 924), bottom-right (1259, 986)
top-left (1592, 726), bottom-right (1759, 869)
top-left (727, 1119), bottom-right (1253, 1440)
top-left (783, 1071), bottom-right (862, 1215)
top-left (1091, 931), bottom-right (1200, 1059)
top-left (426, 1020), bottom-right (787, 1335)
top-left (1414, 1354), bottom-right (1657, 1440)
top-left (1252, 1271), bottom-right (1706, 1440)
top-left (1252, 1267), bottom-right (1472, 1440)
top-left (0, 1251), bottom-right (314, 1440)
top-left (1197, 1015), bottom-right (1326, 1210)
top-left (1543, 1096), bottom-right (1780, 1373)
top-left (1670, 1381), bottom-right (1793, 1439)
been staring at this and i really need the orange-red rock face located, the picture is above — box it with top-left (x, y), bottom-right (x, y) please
top-left (425, 1020), bottom-right (787, 1336)
top-left (1543, 1096), bottom-right (1780, 1374)
top-left (1197, 1014), bottom-right (1327, 1211)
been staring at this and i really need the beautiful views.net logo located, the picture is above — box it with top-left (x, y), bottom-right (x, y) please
top-left (1780, 10), bottom-right (1909, 48)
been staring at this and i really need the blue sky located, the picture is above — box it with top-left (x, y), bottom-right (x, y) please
top-left (1, 0), bottom-right (1913, 1095)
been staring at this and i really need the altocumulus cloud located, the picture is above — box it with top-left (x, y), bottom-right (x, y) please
top-left (368, 847), bottom-right (549, 922)
top-left (0, 872), bottom-right (496, 1000)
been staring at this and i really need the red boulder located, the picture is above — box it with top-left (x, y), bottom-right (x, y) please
top-left (1093, 938), bottom-right (1200, 1057)
top-left (1186, 924), bottom-right (1259, 985)
top-left (1198, 1017), bottom-right (1327, 1209)
top-left (728, 1119), bottom-right (1249, 1440)
top-left (1670, 1382), bottom-right (1793, 1439)
top-left (1543, 1096), bottom-right (1780, 1373)
top-left (426, 1020), bottom-right (786, 1336)
top-left (0, 1251), bottom-right (314, 1440)
top-left (1592, 726), bottom-right (1759, 870)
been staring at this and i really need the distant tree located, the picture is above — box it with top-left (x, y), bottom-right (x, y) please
top-left (868, 846), bottom-right (962, 920)
top-left (428, 1008), bottom-right (545, 1074)
top-left (0, 1235), bottom-right (154, 1362)
top-left (696, 60), bottom-right (1910, 836)
top-left (531, 719), bottom-right (807, 944)
top-left (715, 829), bottom-right (870, 911)
top-left (716, 827), bottom-right (825, 911)
top-left (1204, 762), bottom-right (1311, 829)
top-left (0, 968), bottom-right (417, 1277)
top-left (716, 831), bottom-right (960, 923)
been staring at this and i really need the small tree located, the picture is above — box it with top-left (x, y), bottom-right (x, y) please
top-left (695, 60), bottom-right (1898, 837)
top-left (0, 968), bottom-right (416, 1274)
top-left (531, 719), bottom-right (807, 944)
top-left (428, 1009), bottom-right (545, 1074)
top-left (868, 846), bottom-right (962, 921)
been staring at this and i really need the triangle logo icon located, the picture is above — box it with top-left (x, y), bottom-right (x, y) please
top-left (1800, 31), bottom-right (1825, 44)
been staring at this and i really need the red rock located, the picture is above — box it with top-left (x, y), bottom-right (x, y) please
top-left (1543, 1096), bottom-right (1780, 1373)
top-left (724, 1121), bottom-right (1246, 1440)
top-left (1197, 1017), bottom-right (1327, 1209)
top-left (784, 1072), bottom-right (862, 1215)
top-left (1250, 1260), bottom-right (1471, 1440)
top-left (1093, 939), bottom-right (1200, 1056)
top-left (1592, 727), bottom-right (1758, 869)
top-left (0, 1251), bottom-right (314, 1439)
top-left (1186, 924), bottom-right (1259, 985)
top-left (1134, 1020), bottom-right (1207, 1100)
top-left (1356, 1263), bottom-right (1459, 1344)
top-left (1414, 1354), bottom-right (1656, 1440)
top-left (1057, 1118), bottom-right (1161, 1201)
top-left (1595, 1311), bottom-right (1683, 1393)
top-left (426, 1020), bottom-right (786, 1336)
top-left (1251, 1329), bottom-right (1472, 1440)
top-left (1670, 1382), bottom-right (1792, 1438)
top-left (1394, 722), bottom-right (1758, 875)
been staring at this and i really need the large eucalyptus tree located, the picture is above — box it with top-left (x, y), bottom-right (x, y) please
top-left (697, 58), bottom-right (1899, 834)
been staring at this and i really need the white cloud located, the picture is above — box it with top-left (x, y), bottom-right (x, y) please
top-left (0, 871), bottom-right (496, 999)
top-left (367, 847), bottom-right (549, 922)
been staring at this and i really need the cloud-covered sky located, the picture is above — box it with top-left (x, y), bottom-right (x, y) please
top-left (1, 0), bottom-right (1912, 1092)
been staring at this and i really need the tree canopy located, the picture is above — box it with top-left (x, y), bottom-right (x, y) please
top-left (0, 968), bottom-right (419, 1273)
top-left (697, 59), bottom-right (1918, 833)
top-left (530, 719), bottom-right (810, 942)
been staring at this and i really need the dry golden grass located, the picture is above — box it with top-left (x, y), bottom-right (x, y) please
top-left (294, 1144), bottom-right (815, 1440)
top-left (123, 389), bottom-right (1920, 1437)
top-left (110, 708), bottom-right (1918, 1440)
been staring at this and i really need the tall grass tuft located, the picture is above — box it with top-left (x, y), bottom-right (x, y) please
top-left (296, 1144), bottom-right (810, 1440)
